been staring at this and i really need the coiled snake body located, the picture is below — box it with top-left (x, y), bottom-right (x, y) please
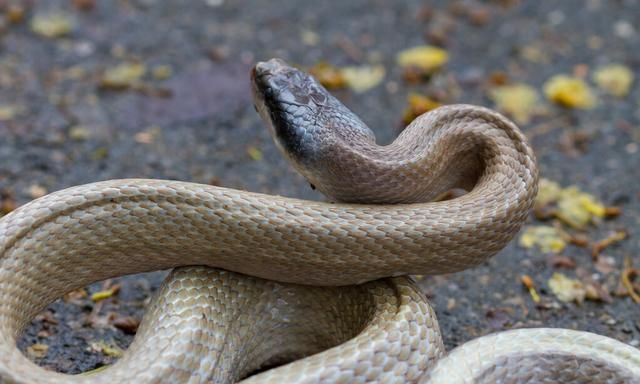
top-left (0, 58), bottom-right (638, 383)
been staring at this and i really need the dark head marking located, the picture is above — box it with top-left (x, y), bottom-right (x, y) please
top-left (251, 58), bottom-right (374, 166)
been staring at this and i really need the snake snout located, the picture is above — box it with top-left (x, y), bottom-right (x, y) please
top-left (253, 58), bottom-right (290, 79)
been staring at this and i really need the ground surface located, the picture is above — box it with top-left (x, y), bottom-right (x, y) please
top-left (0, 0), bottom-right (639, 376)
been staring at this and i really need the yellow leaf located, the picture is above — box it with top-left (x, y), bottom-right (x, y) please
top-left (402, 93), bottom-right (442, 125)
top-left (520, 274), bottom-right (540, 303)
top-left (341, 65), bottom-right (385, 93)
top-left (100, 62), bottom-right (146, 89)
top-left (593, 64), bottom-right (634, 97)
top-left (556, 186), bottom-right (606, 229)
top-left (89, 341), bottom-right (124, 358)
top-left (91, 287), bottom-right (118, 302)
top-left (519, 225), bottom-right (566, 253)
top-left (396, 45), bottom-right (449, 73)
top-left (152, 65), bottom-right (173, 80)
top-left (247, 146), bottom-right (263, 161)
top-left (0, 105), bottom-right (18, 121)
top-left (488, 83), bottom-right (540, 124)
top-left (92, 147), bottom-right (109, 161)
top-left (535, 178), bottom-right (562, 208)
top-left (31, 13), bottom-right (74, 38)
top-left (548, 272), bottom-right (586, 303)
top-left (543, 75), bottom-right (596, 109)
top-left (26, 343), bottom-right (49, 359)
top-left (5, 5), bottom-right (25, 24)
top-left (300, 29), bottom-right (319, 46)
top-left (68, 126), bottom-right (91, 141)
top-left (308, 62), bottom-right (348, 90)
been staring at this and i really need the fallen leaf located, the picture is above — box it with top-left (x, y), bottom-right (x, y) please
top-left (31, 13), bottom-right (74, 38)
top-left (26, 343), bottom-right (49, 359)
top-left (28, 185), bottom-right (47, 199)
top-left (152, 65), bottom-right (173, 80)
top-left (488, 83), bottom-right (539, 124)
top-left (99, 62), bottom-right (146, 89)
top-left (246, 146), bottom-right (263, 161)
top-left (534, 178), bottom-right (617, 229)
top-left (519, 225), bottom-right (566, 253)
top-left (593, 64), bottom-right (634, 97)
top-left (308, 62), bottom-right (348, 90)
top-left (91, 285), bottom-right (120, 302)
top-left (89, 341), bottom-right (124, 358)
top-left (535, 178), bottom-right (562, 209)
top-left (520, 274), bottom-right (540, 303)
top-left (520, 44), bottom-right (548, 63)
top-left (574, 269), bottom-right (612, 303)
top-left (300, 29), bottom-right (319, 46)
top-left (446, 298), bottom-right (456, 310)
top-left (5, 5), bottom-right (25, 24)
top-left (0, 105), bottom-right (19, 121)
top-left (341, 65), bottom-right (385, 93)
top-left (68, 126), bottom-right (92, 141)
top-left (543, 75), bottom-right (596, 109)
top-left (401, 93), bottom-right (442, 125)
top-left (548, 272), bottom-right (586, 303)
top-left (621, 258), bottom-right (640, 303)
top-left (555, 186), bottom-right (606, 229)
top-left (591, 230), bottom-right (627, 259)
top-left (396, 45), bottom-right (449, 73)
top-left (92, 147), bottom-right (109, 161)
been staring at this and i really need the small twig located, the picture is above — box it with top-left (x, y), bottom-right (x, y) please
top-left (621, 257), bottom-right (640, 304)
top-left (591, 230), bottom-right (627, 260)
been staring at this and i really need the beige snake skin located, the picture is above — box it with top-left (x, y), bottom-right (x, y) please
top-left (0, 59), bottom-right (638, 383)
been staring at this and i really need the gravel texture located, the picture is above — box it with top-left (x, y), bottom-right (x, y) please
top-left (0, 0), bottom-right (638, 375)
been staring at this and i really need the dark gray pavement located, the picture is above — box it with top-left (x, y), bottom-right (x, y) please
top-left (0, 0), bottom-right (638, 374)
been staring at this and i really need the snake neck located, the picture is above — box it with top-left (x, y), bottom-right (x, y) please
top-left (293, 104), bottom-right (538, 205)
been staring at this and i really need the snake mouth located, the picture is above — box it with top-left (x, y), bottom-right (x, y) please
top-left (250, 59), bottom-right (291, 114)
top-left (250, 58), bottom-right (291, 101)
top-left (253, 58), bottom-right (291, 79)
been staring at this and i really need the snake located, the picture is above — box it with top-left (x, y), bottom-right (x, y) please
top-left (0, 58), bottom-right (638, 383)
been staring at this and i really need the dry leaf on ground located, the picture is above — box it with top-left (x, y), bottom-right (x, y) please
top-left (488, 83), bottom-right (539, 124)
top-left (548, 272), bottom-right (587, 303)
top-left (519, 225), bottom-right (566, 253)
top-left (593, 64), bottom-right (634, 97)
top-left (31, 13), bottom-right (74, 38)
top-left (99, 62), bottom-right (146, 89)
top-left (401, 93), bottom-right (442, 125)
top-left (341, 65), bottom-right (385, 93)
top-left (396, 45), bottom-right (448, 82)
top-left (543, 75), bottom-right (596, 109)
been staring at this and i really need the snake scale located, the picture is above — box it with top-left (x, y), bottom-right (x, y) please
top-left (0, 58), bottom-right (638, 383)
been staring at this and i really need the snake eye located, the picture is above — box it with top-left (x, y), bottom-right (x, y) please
top-left (310, 89), bottom-right (326, 105)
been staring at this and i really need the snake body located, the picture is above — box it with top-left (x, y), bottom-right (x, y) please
top-left (0, 58), bottom-right (637, 383)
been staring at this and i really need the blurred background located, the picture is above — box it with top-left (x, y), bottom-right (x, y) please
top-left (0, 0), bottom-right (638, 374)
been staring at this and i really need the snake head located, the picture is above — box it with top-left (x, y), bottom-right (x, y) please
top-left (251, 58), bottom-right (375, 172)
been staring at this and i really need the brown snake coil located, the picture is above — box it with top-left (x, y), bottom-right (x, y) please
top-left (0, 58), bottom-right (638, 383)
